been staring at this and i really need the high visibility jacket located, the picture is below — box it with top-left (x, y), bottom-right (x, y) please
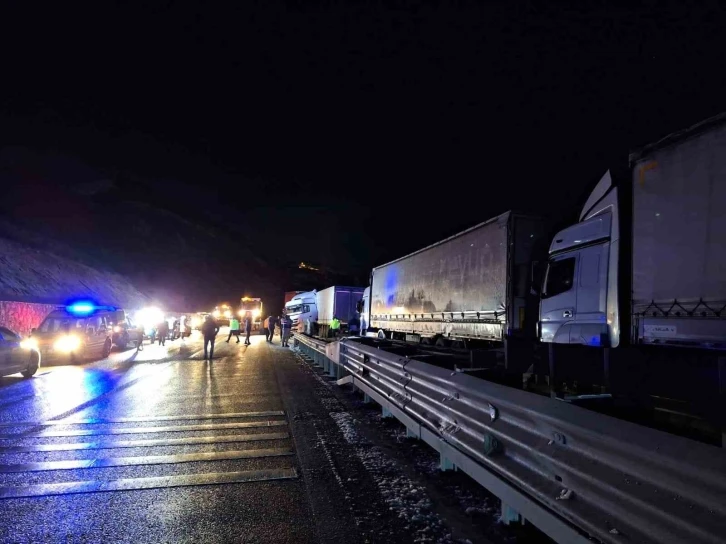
top-left (229, 318), bottom-right (240, 330)
top-left (330, 318), bottom-right (341, 330)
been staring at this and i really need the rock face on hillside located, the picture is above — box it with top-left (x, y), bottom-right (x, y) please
top-left (0, 237), bottom-right (149, 308)
top-left (0, 302), bottom-right (59, 336)
top-left (0, 147), bottom-right (280, 311)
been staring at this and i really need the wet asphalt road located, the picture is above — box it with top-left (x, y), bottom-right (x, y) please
top-left (0, 331), bottom-right (334, 543)
top-left (0, 330), bottom-right (528, 544)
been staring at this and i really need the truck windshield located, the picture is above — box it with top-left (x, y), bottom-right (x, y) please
top-left (286, 304), bottom-right (303, 314)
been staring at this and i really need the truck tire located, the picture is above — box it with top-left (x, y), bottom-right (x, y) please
top-left (435, 336), bottom-right (450, 348)
top-left (102, 339), bottom-right (112, 358)
top-left (21, 351), bottom-right (40, 378)
top-left (377, 330), bottom-right (387, 340)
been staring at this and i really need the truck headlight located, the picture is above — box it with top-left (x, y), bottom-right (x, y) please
top-left (252, 309), bottom-right (261, 318)
top-left (55, 335), bottom-right (81, 353)
top-left (223, 310), bottom-right (232, 318)
top-left (20, 338), bottom-right (38, 350)
top-left (113, 326), bottom-right (122, 333)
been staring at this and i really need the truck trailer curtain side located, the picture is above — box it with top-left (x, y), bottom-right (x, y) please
top-left (370, 212), bottom-right (547, 342)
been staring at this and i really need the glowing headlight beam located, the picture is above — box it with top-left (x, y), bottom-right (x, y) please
top-left (20, 338), bottom-right (38, 350)
top-left (54, 335), bottom-right (81, 353)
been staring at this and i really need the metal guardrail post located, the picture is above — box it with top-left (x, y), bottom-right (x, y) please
top-left (501, 503), bottom-right (523, 526)
top-left (440, 454), bottom-right (457, 472)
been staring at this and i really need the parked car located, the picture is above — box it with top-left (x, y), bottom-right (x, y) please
top-left (31, 304), bottom-right (119, 365)
top-left (109, 311), bottom-right (136, 349)
top-left (0, 326), bottom-right (41, 378)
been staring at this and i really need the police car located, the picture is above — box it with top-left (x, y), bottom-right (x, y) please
top-left (31, 302), bottom-right (127, 365)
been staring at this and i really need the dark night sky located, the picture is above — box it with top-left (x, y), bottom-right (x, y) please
top-left (1, 1), bottom-right (725, 287)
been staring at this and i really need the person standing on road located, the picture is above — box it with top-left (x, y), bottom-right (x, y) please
top-left (281, 313), bottom-right (292, 347)
top-left (243, 312), bottom-right (252, 345)
top-left (263, 316), bottom-right (270, 342)
top-left (267, 315), bottom-right (277, 343)
top-left (136, 324), bottom-right (144, 351)
top-left (202, 315), bottom-right (220, 360)
top-left (227, 316), bottom-right (241, 343)
top-left (157, 320), bottom-right (169, 346)
top-left (330, 315), bottom-right (341, 338)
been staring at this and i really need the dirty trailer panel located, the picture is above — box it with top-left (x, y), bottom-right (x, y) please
top-left (370, 212), bottom-right (546, 341)
top-left (631, 116), bottom-right (726, 348)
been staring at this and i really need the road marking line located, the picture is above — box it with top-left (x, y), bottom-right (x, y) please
top-left (0, 468), bottom-right (298, 499)
top-left (0, 432), bottom-right (290, 452)
top-left (0, 421), bottom-right (288, 439)
top-left (0, 447), bottom-right (294, 472)
top-left (0, 411), bottom-right (286, 427)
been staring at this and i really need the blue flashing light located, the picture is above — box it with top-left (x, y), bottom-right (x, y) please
top-left (66, 301), bottom-right (97, 316)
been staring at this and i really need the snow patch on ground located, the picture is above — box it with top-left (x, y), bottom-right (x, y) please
top-left (330, 411), bottom-right (459, 543)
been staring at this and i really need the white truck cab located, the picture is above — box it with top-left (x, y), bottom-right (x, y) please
top-left (540, 171), bottom-right (620, 348)
top-left (284, 290), bottom-right (317, 332)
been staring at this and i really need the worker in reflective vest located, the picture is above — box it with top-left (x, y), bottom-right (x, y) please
top-left (227, 316), bottom-right (241, 344)
top-left (330, 316), bottom-right (341, 338)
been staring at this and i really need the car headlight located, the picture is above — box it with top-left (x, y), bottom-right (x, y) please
top-left (113, 326), bottom-right (122, 333)
top-left (20, 338), bottom-right (38, 350)
top-left (55, 335), bottom-right (81, 353)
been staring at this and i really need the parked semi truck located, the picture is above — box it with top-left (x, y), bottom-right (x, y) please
top-left (539, 113), bottom-right (726, 429)
top-left (286, 286), bottom-right (365, 336)
top-left (239, 297), bottom-right (263, 330)
top-left (358, 113), bottom-right (726, 440)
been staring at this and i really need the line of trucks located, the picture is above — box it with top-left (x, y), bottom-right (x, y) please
top-left (291, 113), bottom-right (726, 444)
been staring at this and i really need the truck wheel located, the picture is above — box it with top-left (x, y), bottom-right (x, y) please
top-left (435, 336), bottom-right (450, 348)
top-left (21, 351), bottom-right (40, 378)
top-left (102, 339), bottom-right (112, 358)
top-left (377, 330), bottom-right (387, 340)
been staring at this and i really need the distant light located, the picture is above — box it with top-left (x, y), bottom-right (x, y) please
top-left (66, 301), bottom-right (96, 316)
top-left (655, 212), bottom-right (660, 217)
top-left (135, 307), bottom-right (164, 328)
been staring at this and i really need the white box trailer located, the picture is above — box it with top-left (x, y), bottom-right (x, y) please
top-left (368, 211), bottom-right (548, 344)
top-left (317, 285), bottom-right (365, 330)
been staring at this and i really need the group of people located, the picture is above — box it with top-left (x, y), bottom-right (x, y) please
top-left (198, 310), bottom-right (294, 360)
top-left (262, 314), bottom-right (293, 347)
top-left (226, 314), bottom-right (253, 345)
top-left (135, 317), bottom-right (190, 351)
